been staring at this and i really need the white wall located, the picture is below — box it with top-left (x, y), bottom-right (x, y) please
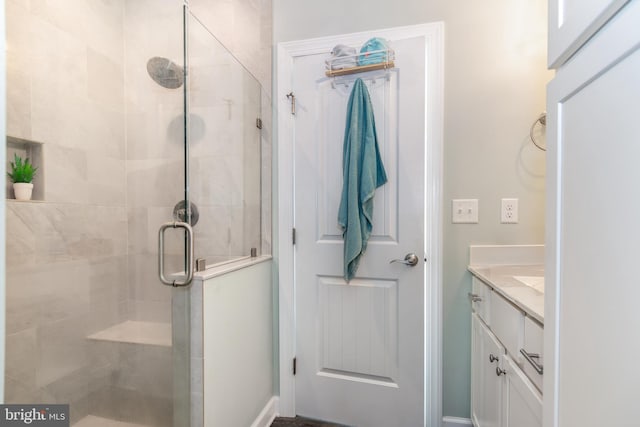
top-left (273, 0), bottom-right (552, 418)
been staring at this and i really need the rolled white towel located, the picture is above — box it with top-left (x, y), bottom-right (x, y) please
top-left (329, 44), bottom-right (357, 70)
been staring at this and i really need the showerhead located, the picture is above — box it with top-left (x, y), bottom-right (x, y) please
top-left (146, 56), bottom-right (184, 89)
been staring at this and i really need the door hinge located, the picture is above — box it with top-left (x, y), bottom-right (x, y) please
top-left (286, 92), bottom-right (296, 115)
top-left (256, 117), bottom-right (263, 129)
top-left (293, 357), bottom-right (297, 375)
top-left (292, 228), bottom-right (296, 245)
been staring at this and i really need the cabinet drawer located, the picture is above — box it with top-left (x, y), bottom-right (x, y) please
top-left (489, 291), bottom-right (524, 359)
top-left (471, 277), bottom-right (491, 325)
top-left (522, 317), bottom-right (544, 391)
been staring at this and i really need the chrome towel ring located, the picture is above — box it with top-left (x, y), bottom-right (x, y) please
top-left (530, 112), bottom-right (547, 151)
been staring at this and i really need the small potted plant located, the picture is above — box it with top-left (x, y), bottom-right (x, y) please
top-left (7, 153), bottom-right (37, 201)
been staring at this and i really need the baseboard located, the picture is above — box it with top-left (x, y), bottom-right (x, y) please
top-left (442, 416), bottom-right (473, 427)
top-left (250, 396), bottom-right (279, 427)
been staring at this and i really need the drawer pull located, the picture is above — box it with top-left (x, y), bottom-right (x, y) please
top-left (520, 349), bottom-right (544, 375)
top-left (489, 354), bottom-right (499, 363)
top-left (467, 292), bottom-right (482, 302)
top-left (496, 367), bottom-right (507, 376)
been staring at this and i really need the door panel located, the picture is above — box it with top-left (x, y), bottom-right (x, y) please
top-left (314, 73), bottom-right (399, 242)
top-left (294, 36), bottom-right (426, 426)
top-left (318, 276), bottom-right (398, 381)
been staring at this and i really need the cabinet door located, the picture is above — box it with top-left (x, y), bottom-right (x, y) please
top-left (472, 314), bottom-right (504, 427)
top-left (471, 277), bottom-right (490, 324)
top-left (546, 2), bottom-right (640, 426)
top-left (470, 314), bottom-right (483, 426)
top-left (548, 0), bottom-right (629, 67)
top-left (481, 323), bottom-right (504, 427)
top-left (502, 355), bottom-right (542, 427)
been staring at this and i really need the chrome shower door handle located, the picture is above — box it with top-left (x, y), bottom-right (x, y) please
top-left (158, 221), bottom-right (194, 287)
top-left (389, 253), bottom-right (419, 267)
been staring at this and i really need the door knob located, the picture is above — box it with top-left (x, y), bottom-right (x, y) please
top-left (390, 253), bottom-right (419, 267)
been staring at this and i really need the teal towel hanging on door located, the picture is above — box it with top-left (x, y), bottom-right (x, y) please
top-left (338, 78), bottom-right (388, 282)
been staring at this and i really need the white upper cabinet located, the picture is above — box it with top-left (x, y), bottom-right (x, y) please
top-left (546, 2), bottom-right (640, 426)
top-left (548, 0), bottom-right (630, 67)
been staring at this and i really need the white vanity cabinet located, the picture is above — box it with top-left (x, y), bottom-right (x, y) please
top-left (470, 276), bottom-right (543, 427)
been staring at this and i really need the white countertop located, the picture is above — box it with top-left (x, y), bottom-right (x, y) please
top-left (468, 264), bottom-right (545, 324)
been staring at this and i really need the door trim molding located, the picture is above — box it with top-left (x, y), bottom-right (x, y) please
top-left (276, 23), bottom-right (444, 426)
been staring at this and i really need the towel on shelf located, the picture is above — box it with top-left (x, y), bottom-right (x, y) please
top-left (329, 44), bottom-right (357, 70)
top-left (357, 37), bottom-right (390, 66)
top-left (338, 78), bottom-right (388, 282)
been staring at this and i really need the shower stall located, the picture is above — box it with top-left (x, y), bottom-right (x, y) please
top-left (5, 1), bottom-right (270, 425)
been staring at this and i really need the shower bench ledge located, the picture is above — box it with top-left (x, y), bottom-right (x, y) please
top-left (87, 320), bottom-right (171, 347)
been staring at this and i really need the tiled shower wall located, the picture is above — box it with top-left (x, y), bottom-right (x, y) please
top-left (5, 0), bottom-right (272, 425)
top-left (5, 0), bottom-right (128, 423)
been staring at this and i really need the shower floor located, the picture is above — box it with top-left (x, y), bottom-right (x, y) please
top-left (74, 416), bottom-right (148, 427)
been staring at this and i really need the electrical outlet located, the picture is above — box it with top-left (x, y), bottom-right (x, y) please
top-left (501, 198), bottom-right (518, 224)
top-left (452, 199), bottom-right (479, 224)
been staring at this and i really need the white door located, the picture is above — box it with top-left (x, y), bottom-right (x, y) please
top-left (292, 35), bottom-right (427, 426)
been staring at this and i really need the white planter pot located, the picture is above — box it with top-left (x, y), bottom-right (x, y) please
top-left (13, 182), bottom-right (33, 201)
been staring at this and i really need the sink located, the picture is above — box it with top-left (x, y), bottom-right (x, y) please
top-left (513, 276), bottom-right (545, 293)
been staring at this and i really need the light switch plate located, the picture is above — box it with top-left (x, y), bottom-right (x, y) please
top-left (452, 199), bottom-right (479, 224)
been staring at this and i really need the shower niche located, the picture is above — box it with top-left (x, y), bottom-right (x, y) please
top-left (5, 135), bottom-right (45, 201)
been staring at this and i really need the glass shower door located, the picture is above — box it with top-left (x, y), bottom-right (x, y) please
top-left (123, 2), bottom-right (192, 426)
top-left (186, 11), bottom-right (264, 267)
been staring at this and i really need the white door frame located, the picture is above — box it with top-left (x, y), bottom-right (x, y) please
top-left (276, 23), bottom-right (444, 426)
